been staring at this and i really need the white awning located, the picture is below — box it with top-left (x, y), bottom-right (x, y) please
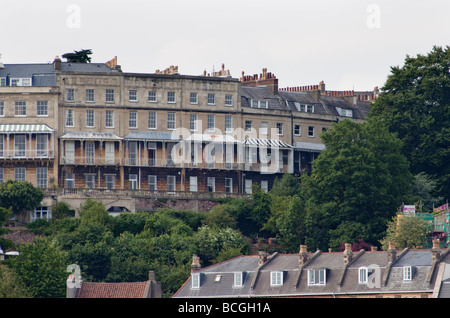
top-left (294, 141), bottom-right (325, 152)
top-left (185, 133), bottom-right (240, 143)
top-left (244, 138), bottom-right (293, 148)
top-left (60, 131), bottom-right (122, 140)
top-left (0, 124), bottom-right (54, 133)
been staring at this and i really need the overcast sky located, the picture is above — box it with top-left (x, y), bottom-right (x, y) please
top-left (1, 0), bottom-right (449, 91)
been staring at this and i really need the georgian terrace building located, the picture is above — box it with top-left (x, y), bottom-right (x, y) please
top-left (0, 57), bottom-right (375, 221)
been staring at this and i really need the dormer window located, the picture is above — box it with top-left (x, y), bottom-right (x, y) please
top-left (11, 78), bottom-right (31, 87)
top-left (251, 100), bottom-right (268, 108)
top-left (234, 272), bottom-right (243, 287)
top-left (270, 271), bottom-right (283, 286)
top-left (403, 266), bottom-right (413, 281)
top-left (308, 269), bottom-right (326, 286)
top-left (358, 267), bottom-right (369, 284)
top-left (336, 107), bottom-right (353, 117)
top-left (191, 273), bottom-right (200, 289)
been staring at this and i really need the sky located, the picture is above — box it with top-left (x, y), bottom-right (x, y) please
top-left (0, 0), bottom-right (449, 91)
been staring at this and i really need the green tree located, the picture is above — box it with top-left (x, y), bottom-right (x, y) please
top-left (0, 180), bottom-right (44, 217)
top-left (0, 264), bottom-right (33, 298)
top-left (79, 199), bottom-right (112, 228)
top-left (301, 120), bottom-right (412, 250)
top-left (52, 202), bottom-right (72, 220)
top-left (368, 46), bottom-right (450, 200)
top-left (62, 49), bottom-right (93, 63)
top-left (380, 216), bottom-right (429, 250)
top-left (10, 238), bottom-right (69, 298)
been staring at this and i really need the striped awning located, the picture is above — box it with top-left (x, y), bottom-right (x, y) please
top-left (244, 138), bottom-right (293, 148)
top-left (0, 124), bottom-right (54, 133)
top-left (60, 131), bottom-right (122, 140)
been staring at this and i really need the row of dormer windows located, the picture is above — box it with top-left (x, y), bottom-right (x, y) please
top-left (191, 266), bottom-right (417, 289)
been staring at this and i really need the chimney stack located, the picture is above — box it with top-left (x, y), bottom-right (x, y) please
top-left (299, 245), bottom-right (308, 266)
top-left (258, 251), bottom-right (268, 266)
top-left (53, 56), bottom-right (62, 71)
top-left (387, 242), bottom-right (397, 263)
top-left (191, 254), bottom-right (201, 272)
top-left (432, 239), bottom-right (441, 262)
top-left (343, 243), bottom-right (353, 265)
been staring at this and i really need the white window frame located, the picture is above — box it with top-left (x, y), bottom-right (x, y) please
top-left (148, 91), bottom-right (157, 103)
top-left (403, 266), bottom-right (412, 281)
top-left (225, 115), bottom-right (232, 132)
top-left (167, 91), bottom-right (176, 103)
top-left (129, 174), bottom-right (138, 190)
top-left (190, 114), bottom-right (198, 131)
top-left (225, 94), bottom-right (233, 107)
top-left (129, 90), bottom-right (138, 102)
top-left (65, 173), bottom-right (75, 188)
top-left (36, 167), bottom-right (48, 188)
top-left (65, 88), bottom-right (75, 102)
top-left (14, 167), bottom-right (26, 181)
top-left (167, 112), bottom-right (176, 130)
top-left (65, 109), bottom-right (74, 127)
top-left (106, 89), bottom-right (115, 103)
top-left (85, 141), bottom-right (95, 164)
top-left (85, 174), bottom-right (95, 189)
top-left (276, 123), bottom-right (283, 136)
top-left (207, 177), bottom-right (215, 193)
top-left (207, 93), bottom-right (215, 105)
top-left (86, 109), bottom-right (95, 128)
top-left (129, 111), bottom-right (138, 129)
top-left (190, 92), bottom-right (198, 104)
top-left (234, 272), bottom-right (243, 287)
top-left (308, 126), bottom-right (315, 137)
top-left (14, 101), bottom-right (27, 116)
top-left (86, 89), bottom-right (95, 103)
top-left (207, 114), bottom-right (215, 131)
top-left (167, 175), bottom-right (176, 193)
top-left (358, 267), bottom-right (368, 284)
top-left (294, 124), bottom-right (301, 136)
top-left (37, 101), bottom-right (48, 116)
top-left (14, 134), bottom-right (26, 157)
top-left (308, 269), bottom-right (326, 286)
top-left (36, 135), bottom-right (48, 157)
top-left (190, 176), bottom-right (198, 192)
top-left (225, 178), bottom-right (233, 194)
top-left (191, 273), bottom-right (200, 289)
top-left (270, 271), bottom-right (283, 286)
top-left (148, 112), bottom-right (157, 129)
top-left (105, 174), bottom-right (115, 189)
top-left (105, 110), bottom-right (114, 128)
top-left (148, 175), bottom-right (157, 191)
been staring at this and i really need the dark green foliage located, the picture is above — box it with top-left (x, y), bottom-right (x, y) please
top-left (369, 46), bottom-right (450, 200)
top-left (0, 180), bottom-right (44, 215)
top-left (62, 49), bottom-right (92, 63)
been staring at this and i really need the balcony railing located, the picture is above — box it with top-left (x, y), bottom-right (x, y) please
top-left (44, 187), bottom-right (248, 199)
top-left (0, 150), bottom-right (54, 159)
top-left (60, 156), bottom-right (121, 165)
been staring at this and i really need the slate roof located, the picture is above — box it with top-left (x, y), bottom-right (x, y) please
top-left (0, 62), bottom-right (116, 87)
top-left (174, 247), bottom-right (450, 298)
top-left (173, 255), bottom-right (259, 298)
top-left (241, 86), bottom-right (284, 110)
top-left (319, 95), bottom-right (366, 120)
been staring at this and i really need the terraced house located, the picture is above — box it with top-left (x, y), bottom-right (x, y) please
top-left (0, 56), bottom-right (375, 222)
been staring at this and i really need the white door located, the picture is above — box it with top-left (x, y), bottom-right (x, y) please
top-left (245, 179), bottom-right (252, 194)
top-left (65, 141), bottom-right (75, 164)
top-left (190, 176), bottom-right (198, 192)
top-left (105, 142), bottom-right (115, 164)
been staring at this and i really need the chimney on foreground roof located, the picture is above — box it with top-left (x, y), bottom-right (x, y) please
top-left (299, 245), bottom-right (308, 266)
top-left (258, 251), bottom-right (269, 266)
top-left (191, 254), bottom-right (201, 272)
top-left (432, 239), bottom-right (441, 262)
top-left (343, 243), bottom-right (353, 265)
top-left (387, 242), bottom-right (397, 263)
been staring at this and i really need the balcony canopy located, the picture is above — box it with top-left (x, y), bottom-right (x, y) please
top-left (0, 124), bottom-right (54, 133)
top-left (293, 141), bottom-right (325, 152)
top-left (184, 133), bottom-right (240, 143)
top-left (244, 138), bottom-right (293, 149)
top-left (60, 131), bottom-right (122, 140)
top-left (125, 131), bottom-right (181, 142)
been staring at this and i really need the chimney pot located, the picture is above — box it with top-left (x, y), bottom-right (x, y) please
top-left (387, 242), bottom-right (397, 263)
top-left (258, 251), bottom-right (268, 265)
top-left (343, 243), bottom-right (353, 265)
top-left (432, 239), bottom-right (441, 261)
top-left (191, 254), bottom-right (201, 271)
